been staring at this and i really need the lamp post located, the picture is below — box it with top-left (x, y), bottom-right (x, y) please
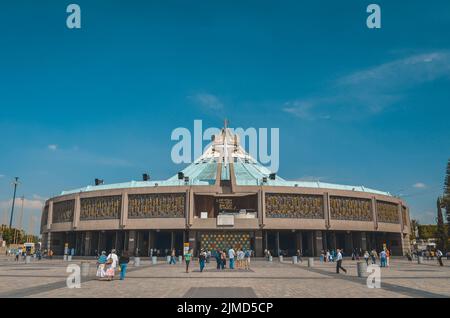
top-left (9, 177), bottom-right (20, 229)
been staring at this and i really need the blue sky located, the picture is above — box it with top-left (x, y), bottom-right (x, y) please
top-left (1, 0), bottom-right (449, 234)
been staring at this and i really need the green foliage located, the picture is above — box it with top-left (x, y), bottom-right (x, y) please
top-left (0, 224), bottom-right (38, 245)
top-left (436, 197), bottom-right (448, 250)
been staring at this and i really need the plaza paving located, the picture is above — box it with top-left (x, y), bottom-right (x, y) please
top-left (0, 255), bottom-right (449, 298)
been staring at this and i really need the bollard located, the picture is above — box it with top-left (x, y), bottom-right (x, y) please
top-left (152, 256), bottom-right (157, 265)
top-left (25, 256), bottom-right (31, 264)
top-left (80, 262), bottom-right (90, 277)
top-left (63, 255), bottom-right (68, 261)
top-left (269, 256), bottom-right (273, 262)
top-left (308, 257), bottom-right (314, 267)
top-left (357, 262), bottom-right (368, 278)
top-left (178, 255), bottom-right (182, 263)
top-left (68, 255), bottom-right (72, 261)
top-left (167, 256), bottom-right (171, 264)
top-left (134, 257), bottom-right (141, 267)
top-left (418, 256), bottom-right (424, 264)
top-left (279, 255), bottom-right (283, 262)
top-left (292, 256), bottom-right (298, 264)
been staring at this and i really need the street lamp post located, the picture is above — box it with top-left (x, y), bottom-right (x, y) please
top-left (9, 177), bottom-right (20, 229)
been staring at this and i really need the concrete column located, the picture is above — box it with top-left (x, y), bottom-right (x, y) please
top-left (258, 190), bottom-right (263, 227)
top-left (360, 232), bottom-right (367, 251)
top-left (84, 232), bottom-right (92, 256)
top-left (276, 231), bottom-right (280, 256)
top-left (72, 195), bottom-right (80, 229)
top-left (371, 197), bottom-right (378, 230)
top-left (46, 201), bottom-right (53, 231)
top-left (314, 231), bottom-right (323, 257)
top-left (344, 232), bottom-right (353, 255)
top-left (330, 232), bottom-right (337, 250)
top-left (398, 203), bottom-right (403, 232)
top-left (261, 190), bottom-right (266, 227)
top-left (296, 232), bottom-right (302, 254)
top-left (120, 192), bottom-right (128, 228)
top-left (322, 231), bottom-right (328, 251)
top-left (188, 231), bottom-right (196, 255)
top-left (188, 190), bottom-right (194, 227)
top-left (255, 230), bottom-right (263, 257)
top-left (400, 233), bottom-right (411, 256)
top-left (324, 192), bottom-right (331, 229)
top-left (127, 230), bottom-right (136, 256)
top-left (171, 231), bottom-right (175, 250)
top-left (46, 232), bottom-right (51, 252)
top-left (307, 232), bottom-right (313, 256)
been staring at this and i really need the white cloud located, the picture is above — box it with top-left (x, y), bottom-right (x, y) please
top-left (413, 182), bottom-right (427, 189)
top-left (0, 197), bottom-right (45, 210)
top-left (189, 93), bottom-right (224, 111)
top-left (48, 144), bottom-right (58, 151)
top-left (284, 51), bottom-right (450, 121)
top-left (0, 174), bottom-right (4, 179)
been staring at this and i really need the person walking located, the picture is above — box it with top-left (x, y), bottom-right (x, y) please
top-left (199, 249), bottom-right (206, 272)
top-left (436, 249), bottom-right (444, 267)
top-left (119, 251), bottom-right (130, 281)
top-left (96, 251), bottom-right (108, 279)
top-left (185, 249), bottom-right (192, 273)
top-left (380, 249), bottom-right (387, 267)
top-left (106, 249), bottom-right (119, 280)
top-left (370, 249), bottom-right (377, 264)
top-left (228, 247), bottom-right (236, 270)
top-left (336, 249), bottom-right (347, 274)
top-left (170, 249), bottom-right (176, 265)
top-left (215, 249), bottom-right (222, 270)
top-left (385, 249), bottom-right (390, 267)
top-left (244, 249), bottom-right (251, 270)
top-left (221, 251), bottom-right (227, 270)
top-left (364, 250), bottom-right (370, 266)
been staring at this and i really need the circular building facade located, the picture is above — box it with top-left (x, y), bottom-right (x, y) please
top-left (40, 128), bottom-right (411, 257)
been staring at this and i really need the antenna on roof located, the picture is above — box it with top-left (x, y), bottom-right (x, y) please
top-left (224, 118), bottom-right (229, 129)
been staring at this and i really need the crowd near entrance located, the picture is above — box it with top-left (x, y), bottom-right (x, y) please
top-left (45, 229), bottom-right (404, 257)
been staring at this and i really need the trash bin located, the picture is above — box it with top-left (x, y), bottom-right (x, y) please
top-left (68, 255), bottom-right (72, 261)
top-left (279, 255), bottom-right (283, 262)
top-left (292, 256), bottom-right (298, 264)
top-left (152, 256), bottom-right (157, 265)
top-left (63, 255), bottom-right (68, 261)
top-left (418, 256), bottom-right (424, 264)
top-left (357, 262), bottom-right (368, 278)
top-left (25, 256), bottom-right (31, 264)
top-left (178, 255), bottom-right (183, 263)
top-left (134, 257), bottom-right (141, 266)
top-left (308, 257), bottom-right (314, 267)
top-left (269, 256), bottom-right (273, 262)
top-left (167, 256), bottom-right (171, 264)
top-left (80, 262), bottom-right (90, 277)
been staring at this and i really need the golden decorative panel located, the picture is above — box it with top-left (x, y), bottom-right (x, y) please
top-left (128, 193), bottom-right (185, 218)
top-left (52, 200), bottom-right (74, 223)
top-left (330, 196), bottom-right (372, 221)
top-left (401, 206), bottom-right (408, 226)
top-left (265, 193), bottom-right (324, 219)
top-left (80, 196), bottom-right (122, 220)
top-left (376, 201), bottom-right (400, 224)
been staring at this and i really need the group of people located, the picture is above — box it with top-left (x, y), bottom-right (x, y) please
top-left (182, 247), bottom-right (252, 273)
top-left (96, 249), bottom-right (130, 281)
top-left (6, 247), bottom-right (46, 261)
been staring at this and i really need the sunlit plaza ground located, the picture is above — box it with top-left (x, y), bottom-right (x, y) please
top-left (0, 255), bottom-right (449, 298)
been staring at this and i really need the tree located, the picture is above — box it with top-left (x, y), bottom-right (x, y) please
top-left (436, 197), bottom-right (447, 251)
top-left (444, 159), bottom-right (450, 239)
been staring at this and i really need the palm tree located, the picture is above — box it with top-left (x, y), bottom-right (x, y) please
top-left (436, 197), bottom-right (447, 251)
